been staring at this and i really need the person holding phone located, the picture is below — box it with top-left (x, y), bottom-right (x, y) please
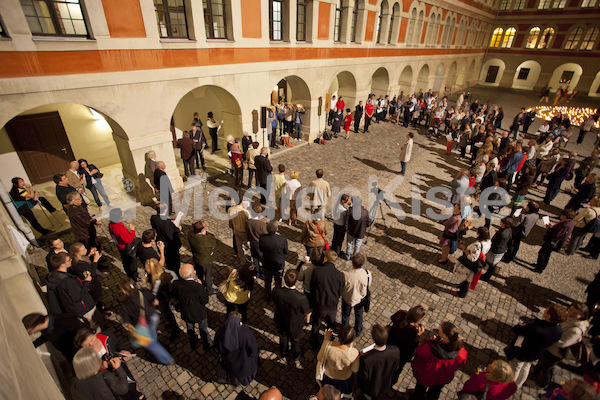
top-left (73, 347), bottom-right (131, 400)
top-left (535, 209), bottom-right (576, 273)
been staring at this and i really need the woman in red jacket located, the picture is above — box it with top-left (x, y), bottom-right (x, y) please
top-left (411, 321), bottom-right (467, 400)
top-left (460, 360), bottom-right (517, 400)
top-left (343, 108), bottom-right (353, 140)
top-left (109, 208), bottom-right (138, 281)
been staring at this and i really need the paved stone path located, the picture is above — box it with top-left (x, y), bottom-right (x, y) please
top-left (37, 88), bottom-right (600, 400)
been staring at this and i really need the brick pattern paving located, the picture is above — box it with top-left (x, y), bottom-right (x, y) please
top-left (38, 98), bottom-right (599, 400)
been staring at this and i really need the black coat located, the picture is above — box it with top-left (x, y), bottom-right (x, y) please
top-left (310, 262), bottom-right (344, 310)
top-left (254, 155), bottom-right (273, 185)
top-left (258, 233), bottom-right (288, 270)
top-left (49, 270), bottom-right (95, 317)
top-left (272, 287), bottom-right (310, 334)
top-left (32, 313), bottom-right (87, 362)
top-left (490, 227), bottom-right (512, 254)
top-left (508, 318), bottom-right (562, 362)
top-left (387, 310), bottom-right (420, 365)
top-left (358, 346), bottom-right (402, 398)
top-left (172, 279), bottom-right (209, 322)
top-left (75, 367), bottom-right (129, 400)
top-left (346, 205), bottom-right (372, 239)
top-left (214, 317), bottom-right (259, 386)
top-left (150, 214), bottom-right (181, 270)
top-left (153, 168), bottom-right (172, 193)
top-left (121, 289), bottom-right (156, 326)
top-left (71, 259), bottom-right (102, 304)
top-left (479, 170), bottom-right (497, 192)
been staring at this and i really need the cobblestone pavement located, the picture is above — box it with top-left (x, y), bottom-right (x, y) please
top-left (36, 88), bottom-right (600, 400)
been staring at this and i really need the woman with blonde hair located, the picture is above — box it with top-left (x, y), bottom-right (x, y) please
top-left (70, 242), bottom-right (107, 321)
top-left (73, 346), bottom-right (130, 400)
top-left (144, 258), bottom-right (180, 340)
top-left (460, 360), bottom-right (517, 400)
top-left (222, 262), bottom-right (256, 323)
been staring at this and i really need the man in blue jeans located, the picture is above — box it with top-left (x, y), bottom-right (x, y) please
top-left (345, 196), bottom-right (372, 260)
top-left (341, 253), bottom-right (370, 335)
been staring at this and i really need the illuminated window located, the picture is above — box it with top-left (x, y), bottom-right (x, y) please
top-left (513, 0), bottom-right (526, 8)
top-left (334, 0), bottom-right (342, 42)
top-left (538, 0), bottom-right (551, 8)
top-left (269, 0), bottom-right (283, 41)
top-left (203, 0), bottom-right (227, 39)
top-left (581, 0), bottom-right (597, 6)
top-left (526, 27), bottom-right (540, 48)
top-left (552, 0), bottom-right (566, 7)
top-left (537, 27), bottom-right (554, 48)
top-left (501, 27), bottom-right (516, 47)
top-left (560, 71), bottom-right (574, 84)
top-left (489, 27), bottom-right (503, 47)
top-left (20, 0), bottom-right (89, 36)
top-left (580, 27), bottom-right (599, 50)
top-left (499, 0), bottom-right (512, 9)
top-left (565, 27), bottom-right (583, 49)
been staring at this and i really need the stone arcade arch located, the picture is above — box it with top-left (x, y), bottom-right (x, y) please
top-left (480, 58), bottom-right (505, 86)
top-left (465, 59), bottom-right (477, 86)
top-left (370, 67), bottom-right (390, 97)
top-left (328, 71), bottom-right (358, 112)
top-left (0, 102), bottom-right (135, 206)
top-left (268, 75), bottom-right (313, 140)
top-left (512, 60), bottom-right (542, 90)
top-left (398, 66), bottom-right (413, 95)
top-left (589, 71), bottom-right (600, 97)
top-left (173, 85), bottom-right (243, 157)
top-left (416, 64), bottom-right (430, 92)
top-left (433, 63), bottom-right (445, 93)
top-left (446, 62), bottom-right (458, 92)
top-left (548, 63), bottom-right (584, 92)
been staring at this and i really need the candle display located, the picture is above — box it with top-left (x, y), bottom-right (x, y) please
top-left (526, 106), bottom-right (600, 128)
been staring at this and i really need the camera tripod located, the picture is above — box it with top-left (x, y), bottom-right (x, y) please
top-left (364, 188), bottom-right (391, 244)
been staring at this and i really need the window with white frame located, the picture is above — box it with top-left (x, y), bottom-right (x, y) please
top-left (21, 0), bottom-right (89, 36)
top-left (499, 0), bottom-right (512, 10)
top-left (513, 0), bottom-right (526, 8)
top-left (334, 0), bottom-right (342, 42)
top-left (538, 0), bottom-right (551, 8)
top-left (564, 27), bottom-right (583, 49)
top-left (203, 0), bottom-right (227, 39)
top-left (269, 0), bottom-right (283, 41)
top-left (581, 0), bottom-right (597, 6)
top-left (552, 0), bottom-right (567, 7)
top-left (351, 0), bottom-right (359, 42)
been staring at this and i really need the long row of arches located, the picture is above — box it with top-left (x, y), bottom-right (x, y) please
top-left (0, 56), bottom-right (481, 198)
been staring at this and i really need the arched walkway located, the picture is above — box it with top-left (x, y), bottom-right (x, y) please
top-left (1, 102), bottom-right (134, 213)
top-left (548, 63), bottom-right (584, 92)
top-left (268, 75), bottom-right (312, 140)
top-left (173, 85), bottom-right (243, 157)
top-left (512, 60), bottom-right (541, 90)
top-left (398, 66), bottom-right (413, 95)
top-left (433, 63), bottom-right (445, 93)
top-left (370, 67), bottom-right (390, 97)
top-left (328, 71), bottom-right (358, 111)
top-left (416, 64), bottom-right (430, 92)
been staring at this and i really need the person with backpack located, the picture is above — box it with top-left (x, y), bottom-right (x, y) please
top-left (566, 196), bottom-right (600, 255)
top-left (532, 302), bottom-right (590, 387)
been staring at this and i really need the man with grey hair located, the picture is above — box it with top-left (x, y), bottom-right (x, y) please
top-left (259, 220), bottom-right (288, 301)
top-left (66, 191), bottom-right (101, 250)
top-left (153, 161), bottom-right (173, 214)
top-left (309, 384), bottom-right (341, 400)
top-left (172, 264), bottom-right (212, 350)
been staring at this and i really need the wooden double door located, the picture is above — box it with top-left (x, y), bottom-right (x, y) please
top-left (6, 112), bottom-right (75, 184)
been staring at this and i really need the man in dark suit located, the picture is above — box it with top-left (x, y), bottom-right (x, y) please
top-left (177, 130), bottom-right (196, 177)
top-left (172, 264), bottom-right (212, 350)
top-left (66, 191), bottom-right (101, 250)
top-left (259, 221), bottom-right (288, 301)
top-left (254, 147), bottom-right (273, 204)
top-left (272, 269), bottom-right (310, 367)
top-left (310, 250), bottom-right (345, 349)
top-left (358, 324), bottom-right (401, 400)
top-left (187, 220), bottom-right (216, 294)
top-left (150, 203), bottom-right (181, 271)
top-left (153, 161), bottom-right (173, 214)
top-left (191, 122), bottom-right (207, 170)
top-left (54, 173), bottom-right (81, 212)
top-left (354, 101), bottom-right (363, 133)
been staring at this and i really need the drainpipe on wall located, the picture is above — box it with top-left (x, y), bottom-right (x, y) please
top-left (0, 182), bottom-right (39, 247)
top-left (477, 5), bottom-right (502, 84)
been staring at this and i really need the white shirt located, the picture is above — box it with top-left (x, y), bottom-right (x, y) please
top-left (284, 179), bottom-right (301, 201)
